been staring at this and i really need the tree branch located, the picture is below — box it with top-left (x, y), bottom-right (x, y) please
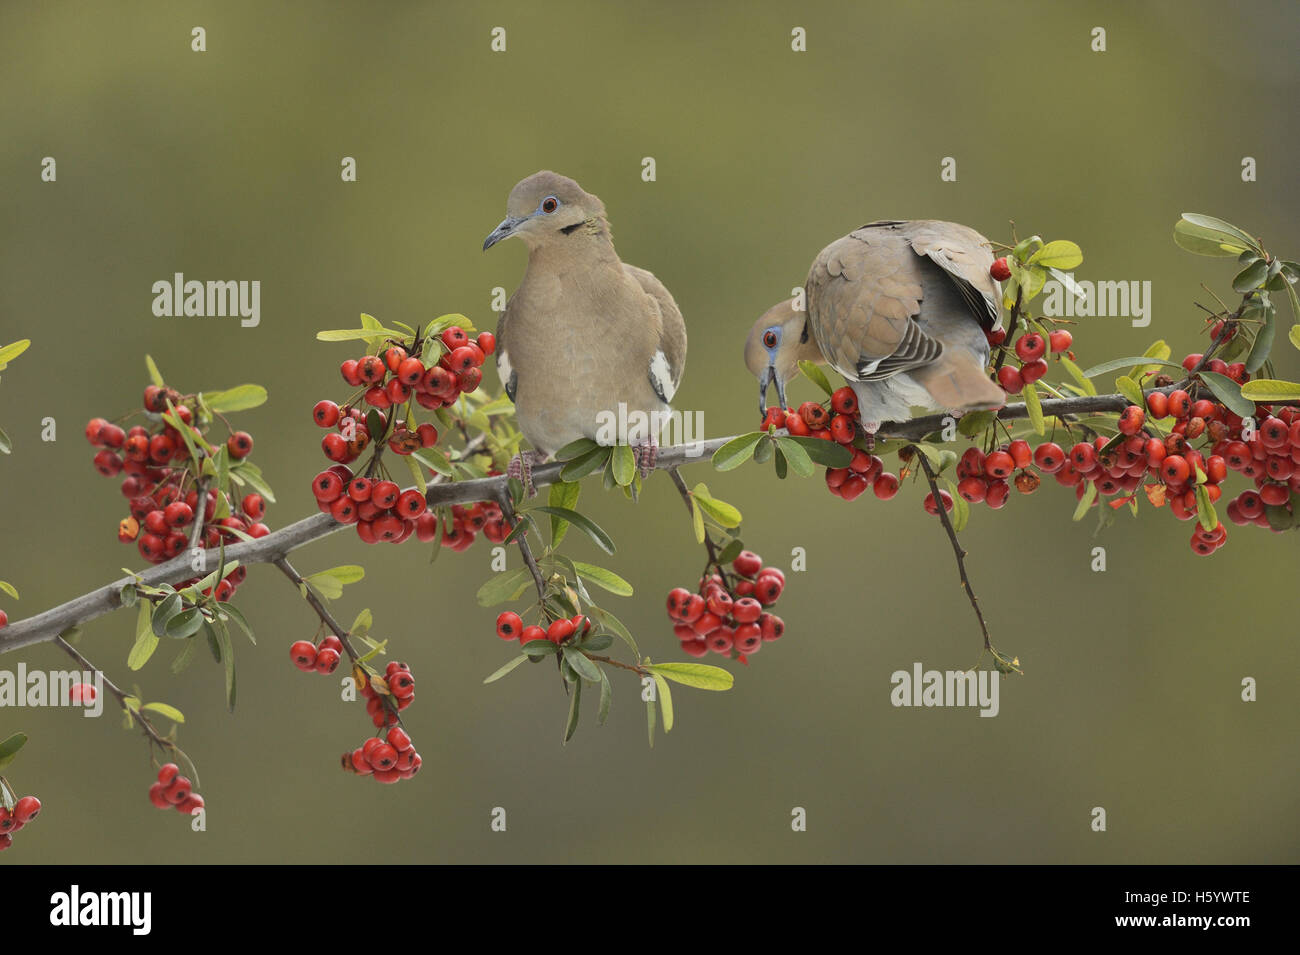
top-left (912, 448), bottom-right (993, 651)
top-left (0, 391), bottom-right (1164, 654)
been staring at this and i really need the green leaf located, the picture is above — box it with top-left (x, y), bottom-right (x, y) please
top-left (0, 580), bottom-right (17, 600)
top-left (141, 702), bottom-right (185, 723)
top-left (307, 565), bottom-right (365, 585)
top-left (1059, 357), bottom-right (1097, 396)
top-left (503, 515), bottom-right (532, 545)
top-left (753, 434), bottom-right (774, 464)
top-left (588, 607), bottom-right (638, 657)
top-left (475, 567), bottom-right (533, 607)
top-left (214, 620), bottom-right (236, 712)
top-left (644, 662), bottom-right (735, 691)
top-left (1114, 375), bottom-right (1144, 408)
top-left (402, 452), bottom-right (426, 496)
top-left (229, 459), bottom-right (276, 503)
top-left (712, 432), bottom-right (765, 471)
top-left (169, 638), bottom-right (199, 675)
top-left (1240, 378), bottom-right (1300, 401)
top-left (563, 680), bottom-right (582, 744)
top-left (145, 354), bottom-right (165, 387)
top-left (315, 327), bottom-right (406, 342)
top-left (165, 608), bottom-right (205, 639)
top-left (562, 646), bottom-right (603, 683)
top-left (1245, 301), bottom-right (1275, 374)
top-left (581, 633), bottom-right (613, 652)
top-left (555, 437), bottom-right (599, 461)
top-left (783, 434), bottom-right (852, 468)
top-left (522, 638), bottom-right (559, 657)
top-left (774, 437), bottom-right (815, 477)
top-left (547, 481), bottom-right (581, 546)
top-left (350, 608), bottom-right (373, 636)
top-left (529, 506), bottom-right (615, 555)
top-left (1290, 325), bottom-right (1300, 353)
top-left (1072, 480), bottom-right (1098, 521)
top-left (716, 538), bottom-right (744, 566)
top-left (1081, 356), bottom-right (1185, 378)
top-left (610, 444), bottom-right (636, 486)
top-left (201, 384), bottom-right (268, 413)
top-left (773, 445), bottom-right (787, 479)
top-left (691, 484), bottom-right (743, 527)
top-left (216, 601), bottom-right (256, 645)
top-left (0, 339), bottom-right (31, 369)
top-left (150, 592), bottom-right (183, 638)
top-left (646, 690), bottom-right (656, 748)
top-left (411, 448), bottom-right (452, 477)
top-left (945, 479), bottom-right (970, 532)
top-left (1027, 240), bottom-right (1083, 270)
top-left (957, 410), bottom-right (996, 437)
top-left (572, 561), bottom-right (633, 596)
top-left (1173, 214), bottom-right (1258, 257)
top-left (483, 653), bottom-right (530, 684)
top-left (0, 733), bottom-right (28, 773)
top-left (798, 360), bottom-right (834, 396)
top-left (1022, 385), bottom-right (1045, 435)
top-left (653, 673), bottom-right (674, 733)
top-left (1197, 371), bottom-right (1256, 418)
top-left (690, 497), bottom-right (705, 542)
top-left (597, 670), bottom-right (612, 725)
top-left (559, 445), bottom-right (611, 481)
top-left (1233, 259), bottom-right (1269, 292)
top-left (1195, 485), bottom-right (1218, 533)
top-left (128, 601), bottom-right (159, 670)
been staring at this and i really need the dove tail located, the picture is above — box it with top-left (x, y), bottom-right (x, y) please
top-left (912, 352), bottom-right (1007, 413)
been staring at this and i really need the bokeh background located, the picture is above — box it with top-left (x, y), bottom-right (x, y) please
top-left (1, 0), bottom-right (1296, 863)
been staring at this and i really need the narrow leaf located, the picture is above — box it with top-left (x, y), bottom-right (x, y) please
top-left (712, 432), bottom-right (764, 471)
top-left (141, 702), bottom-right (185, 723)
top-left (1022, 385), bottom-right (1045, 435)
top-left (798, 360), bottom-right (834, 396)
top-left (1198, 371), bottom-right (1256, 418)
top-left (548, 481), bottom-right (581, 546)
top-left (483, 653), bottom-right (530, 684)
top-left (653, 673), bottom-right (674, 733)
top-left (774, 437), bottom-right (815, 477)
top-left (529, 506), bottom-right (615, 554)
top-left (562, 646), bottom-right (603, 683)
top-left (201, 384), bottom-right (268, 413)
top-left (782, 435), bottom-right (852, 468)
top-left (644, 662), bottom-right (735, 690)
top-left (1240, 378), bottom-right (1300, 402)
top-left (572, 561), bottom-right (633, 596)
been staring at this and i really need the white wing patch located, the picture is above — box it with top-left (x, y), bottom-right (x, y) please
top-left (648, 349), bottom-right (677, 403)
top-left (496, 348), bottom-right (516, 402)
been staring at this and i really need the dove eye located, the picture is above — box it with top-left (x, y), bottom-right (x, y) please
top-left (763, 330), bottom-right (779, 349)
top-left (541, 196), bottom-right (559, 214)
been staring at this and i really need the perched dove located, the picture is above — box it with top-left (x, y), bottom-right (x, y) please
top-left (484, 171), bottom-right (687, 478)
top-left (746, 219), bottom-right (1006, 430)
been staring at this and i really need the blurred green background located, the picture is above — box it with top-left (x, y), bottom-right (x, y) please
top-left (1, 0), bottom-right (1296, 863)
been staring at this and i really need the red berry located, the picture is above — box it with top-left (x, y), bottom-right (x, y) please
top-left (984, 450), bottom-right (1014, 479)
top-left (147, 783), bottom-right (171, 810)
top-left (241, 493), bottom-right (265, 520)
top-left (1048, 330), bottom-right (1072, 353)
top-left (1161, 454), bottom-right (1190, 484)
top-left (290, 640), bottom-right (317, 670)
top-left (476, 331), bottom-right (497, 355)
top-left (496, 611), bottom-right (522, 641)
top-left (1118, 405), bottom-right (1145, 436)
top-left (997, 365), bottom-right (1024, 394)
top-left (417, 423), bottom-right (439, 448)
top-left (923, 490), bottom-right (954, 515)
top-left (314, 647), bottom-right (341, 674)
top-left (369, 480), bottom-right (400, 509)
top-left (163, 501), bottom-right (193, 527)
top-left (732, 550), bottom-right (763, 578)
top-left (1015, 333), bottom-right (1046, 362)
top-left (830, 387), bottom-right (858, 416)
top-left (957, 477), bottom-right (987, 503)
top-left (387, 726), bottom-right (413, 752)
top-left (547, 619), bottom-right (576, 644)
top-left (313, 400), bottom-right (340, 427)
top-left (1033, 442), bottom-right (1065, 472)
top-left (829, 414), bottom-right (856, 444)
top-left (990, 257), bottom-right (1011, 282)
top-left (873, 472), bottom-right (900, 499)
top-left (520, 624), bottom-right (546, 645)
top-left (1007, 439), bottom-right (1033, 469)
top-left (440, 326), bottom-right (470, 349)
top-left (227, 432), bottom-right (253, 458)
top-left (1167, 390), bottom-right (1192, 419)
top-left (396, 489), bottom-right (427, 518)
top-left (1020, 358), bottom-right (1049, 385)
top-left (13, 797), bottom-right (39, 824)
top-left (759, 407), bottom-right (787, 431)
top-left (798, 401), bottom-right (829, 429)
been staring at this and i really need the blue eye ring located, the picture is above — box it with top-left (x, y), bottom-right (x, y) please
top-left (762, 328), bottom-right (779, 349)
top-left (540, 195), bottom-right (559, 214)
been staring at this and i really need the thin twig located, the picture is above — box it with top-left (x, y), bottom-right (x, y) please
top-left (494, 489), bottom-right (546, 602)
top-left (583, 653), bottom-right (649, 676)
top-left (912, 448), bottom-right (993, 651)
top-left (53, 635), bottom-right (174, 752)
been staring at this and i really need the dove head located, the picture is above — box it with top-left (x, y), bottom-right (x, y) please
top-left (744, 299), bottom-right (823, 416)
top-left (483, 171), bottom-right (609, 251)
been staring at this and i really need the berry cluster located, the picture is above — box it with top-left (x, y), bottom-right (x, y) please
top-left (665, 550), bottom-right (786, 660)
top-left (495, 610), bottom-right (592, 646)
top-left (289, 634), bottom-right (344, 674)
top-left (309, 324), bottom-right (506, 548)
top-left (991, 330), bottom-right (1073, 395)
top-left (0, 795), bottom-right (41, 851)
top-left (362, 661), bottom-right (418, 728)
top-left (146, 763), bottom-right (204, 815)
top-left (86, 385), bottom-right (269, 595)
top-left (344, 726), bottom-right (422, 785)
top-left (762, 388), bottom-right (906, 502)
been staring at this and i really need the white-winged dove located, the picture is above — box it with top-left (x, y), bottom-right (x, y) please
top-left (484, 171), bottom-right (687, 475)
top-left (746, 219), bottom-right (1006, 430)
